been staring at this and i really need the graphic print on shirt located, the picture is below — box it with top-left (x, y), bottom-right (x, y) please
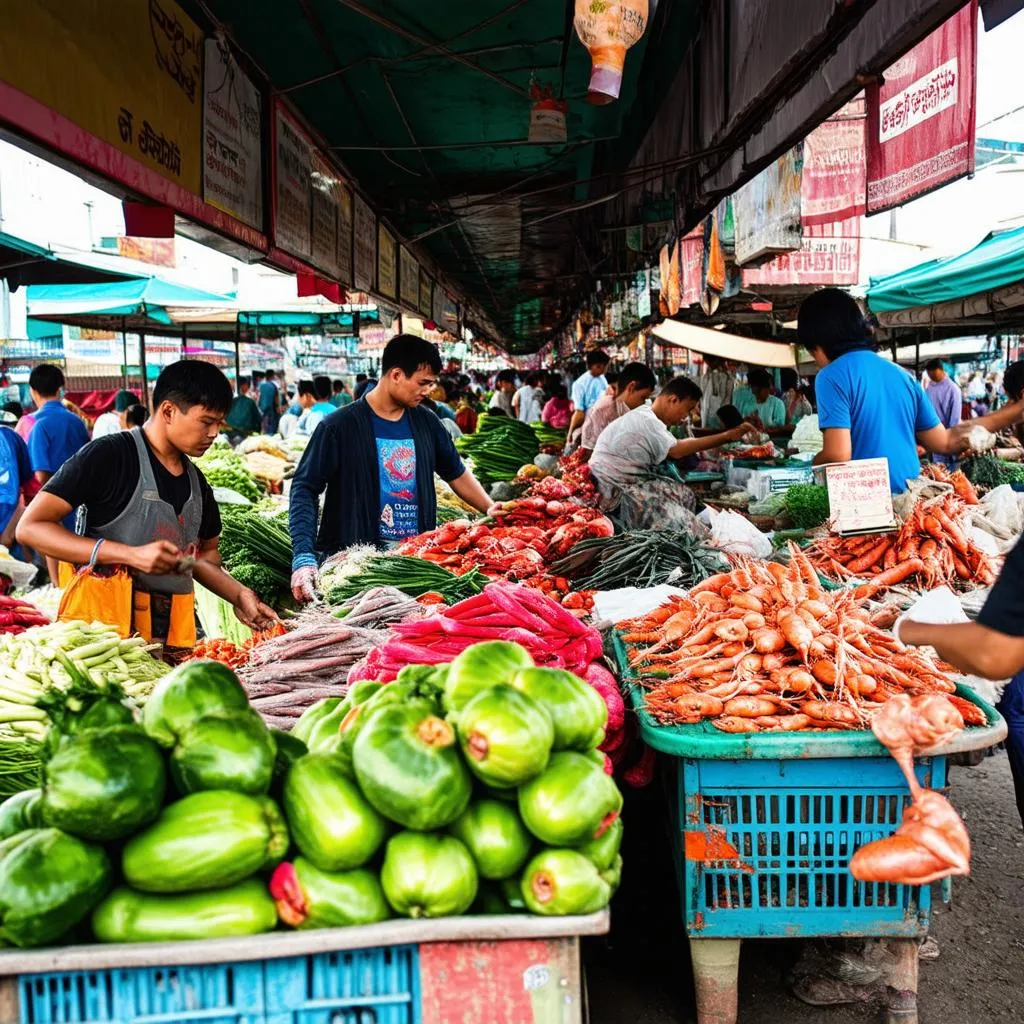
top-left (376, 437), bottom-right (418, 539)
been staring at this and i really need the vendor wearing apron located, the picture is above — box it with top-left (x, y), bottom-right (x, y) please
top-left (17, 360), bottom-right (275, 655)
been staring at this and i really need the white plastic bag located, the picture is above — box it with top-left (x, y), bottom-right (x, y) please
top-left (706, 507), bottom-right (773, 559)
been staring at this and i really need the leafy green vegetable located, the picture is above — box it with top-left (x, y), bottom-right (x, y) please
top-left (196, 447), bottom-right (263, 502)
top-left (456, 415), bottom-right (539, 486)
top-left (783, 484), bottom-right (831, 529)
top-left (962, 454), bottom-right (1024, 489)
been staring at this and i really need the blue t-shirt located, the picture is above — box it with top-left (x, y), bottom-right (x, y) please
top-left (28, 401), bottom-right (89, 476)
top-left (371, 411), bottom-right (418, 541)
top-left (816, 350), bottom-right (939, 493)
top-left (572, 372), bottom-right (608, 414)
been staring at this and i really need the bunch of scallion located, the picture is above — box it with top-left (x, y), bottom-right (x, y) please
top-left (0, 621), bottom-right (169, 797)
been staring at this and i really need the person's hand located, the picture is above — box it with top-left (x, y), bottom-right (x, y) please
top-left (729, 423), bottom-right (759, 442)
top-left (290, 565), bottom-right (319, 603)
top-left (234, 588), bottom-right (278, 630)
top-left (893, 586), bottom-right (967, 644)
top-left (130, 541), bottom-right (182, 575)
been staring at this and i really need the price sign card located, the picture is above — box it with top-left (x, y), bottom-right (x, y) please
top-left (823, 458), bottom-right (896, 535)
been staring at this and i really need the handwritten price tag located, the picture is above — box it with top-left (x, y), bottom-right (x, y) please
top-left (823, 458), bottom-right (896, 535)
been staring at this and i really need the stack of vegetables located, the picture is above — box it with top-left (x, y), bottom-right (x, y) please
top-left (0, 621), bottom-right (170, 797)
top-left (455, 415), bottom-right (539, 487)
top-left (218, 503), bottom-right (293, 606)
top-left (531, 422), bottom-right (568, 453)
top-left (280, 639), bottom-right (623, 922)
top-left (195, 443), bottom-right (263, 502)
top-left (0, 644), bottom-right (622, 948)
top-left (435, 478), bottom-right (481, 524)
top-left (808, 491), bottom-right (998, 595)
top-left (240, 612), bottom-right (389, 729)
top-left (782, 484), bottom-right (831, 530)
top-left (396, 499), bottom-right (613, 609)
top-left (0, 594), bottom-right (49, 635)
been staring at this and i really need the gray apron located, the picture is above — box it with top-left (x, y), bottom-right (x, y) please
top-left (90, 428), bottom-right (202, 596)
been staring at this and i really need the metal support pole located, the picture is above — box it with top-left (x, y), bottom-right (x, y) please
top-left (234, 320), bottom-right (242, 389)
top-left (121, 317), bottom-right (128, 389)
top-left (181, 325), bottom-right (187, 359)
top-left (139, 332), bottom-right (148, 408)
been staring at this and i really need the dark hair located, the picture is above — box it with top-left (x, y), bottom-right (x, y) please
top-left (114, 389), bottom-right (137, 412)
top-left (297, 379), bottom-right (316, 398)
top-left (356, 373), bottom-right (368, 383)
top-left (586, 349), bottom-right (610, 368)
top-left (2, 401), bottom-right (23, 419)
top-left (548, 381), bottom-right (568, 401)
top-left (925, 358), bottom-right (945, 373)
top-left (436, 377), bottom-right (455, 400)
top-left (125, 404), bottom-right (147, 428)
top-left (332, 378), bottom-right (344, 390)
top-left (382, 334), bottom-right (442, 376)
top-left (152, 360), bottom-right (233, 414)
top-left (313, 375), bottom-right (332, 401)
top-left (29, 364), bottom-right (64, 397)
top-left (618, 361), bottom-right (657, 393)
top-left (797, 288), bottom-right (873, 361)
top-left (1004, 361), bottom-right (1024, 401)
top-left (526, 371), bottom-right (545, 387)
top-left (488, 406), bottom-right (508, 417)
top-left (496, 369), bottom-right (517, 386)
top-left (716, 404), bottom-right (743, 429)
top-left (605, 372), bottom-right (619, 388)
top-left (264, 369), bottom-right (276, 379)
top-left (661, 376), bottom-right (702, 402)
top-left (779, 368), bottom-right (799, 392)
top-left (251, 370), bottom-right (264, 382)
top-left (747, 368), bottom-right (773, 391)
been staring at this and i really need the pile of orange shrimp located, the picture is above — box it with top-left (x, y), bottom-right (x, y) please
top-left (619, 546), bottom-right (976, 734)
top-left (807, 492), bottom-right (997, 599)
top-left (920, 462), bottom-right (980, 503)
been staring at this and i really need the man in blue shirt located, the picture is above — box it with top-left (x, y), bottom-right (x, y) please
top-left (798, 289), bottom-right (1023, 492)
top-left (257, 369), bottom-right (281, 434)
top-left (568, 349), bottom-right (611, 438)
top-left (288, 335), bottom-right (492, 601)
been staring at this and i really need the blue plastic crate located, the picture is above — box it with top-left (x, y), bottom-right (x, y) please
top-left (18, 945), bottom-right (420, 1024)
top-left (668, 754), bottom-right (946, 939)
top-left (19, 961), bottom-right (266, 1024)
top-left (264, 945), bottom-right (420, 1024)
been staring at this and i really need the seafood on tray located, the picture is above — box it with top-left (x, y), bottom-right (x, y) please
top-left (620, 546), bottom-right (966, 734)
top-left (807, 491), bottom-right (998, 597)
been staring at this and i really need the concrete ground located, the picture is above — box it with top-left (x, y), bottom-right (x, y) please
top-left (584, 751), bottom-right (1024, 1023)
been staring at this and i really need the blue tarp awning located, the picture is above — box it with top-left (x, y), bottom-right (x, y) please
top-left (27, 278), bottom-right (236, 324)
top-left (867, 225), bottom-right (1024, 314)
top-left (0, 232), bottom-right (141, 289)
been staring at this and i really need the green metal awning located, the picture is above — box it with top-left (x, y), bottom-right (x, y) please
top-left (867, 226), bottom-right (1024, 314)
top-left (0, 232), bottom-right (141, 289)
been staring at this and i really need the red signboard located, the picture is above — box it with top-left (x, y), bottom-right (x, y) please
top-left (802, 111), bottom-right (866, 226)
top-left (865, 0), bottom-right (978, 214)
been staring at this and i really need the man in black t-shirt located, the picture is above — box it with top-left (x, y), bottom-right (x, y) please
top-left (899, 537), bottom-right (1024, 827)
top-left (17, 361), bottom-right (275, 649)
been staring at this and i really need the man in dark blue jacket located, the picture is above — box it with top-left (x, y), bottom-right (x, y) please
top-left (288, 335), bottom-right (492, 601)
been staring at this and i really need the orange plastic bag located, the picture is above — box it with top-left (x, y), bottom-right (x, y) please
top-left (58, 565), bottom-right (133, 638)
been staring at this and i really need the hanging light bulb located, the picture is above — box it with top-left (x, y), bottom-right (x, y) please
top-left (573, 0), bottom-right (649, 105)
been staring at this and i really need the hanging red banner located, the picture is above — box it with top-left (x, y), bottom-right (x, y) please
top-left (865, 0), bottom-right (978, 214)
top-left (802, 108), bottom-right (866, 227)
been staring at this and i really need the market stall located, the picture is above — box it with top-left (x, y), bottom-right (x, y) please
top-left (0, 416), bottom-right (1017, 1024)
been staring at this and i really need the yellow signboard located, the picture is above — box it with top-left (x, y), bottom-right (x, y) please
top-left (0, 0), bottom-right (204, 194)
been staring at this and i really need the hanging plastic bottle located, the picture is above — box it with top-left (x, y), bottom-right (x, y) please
top-left (574, 0), bottom-right (649, 105)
